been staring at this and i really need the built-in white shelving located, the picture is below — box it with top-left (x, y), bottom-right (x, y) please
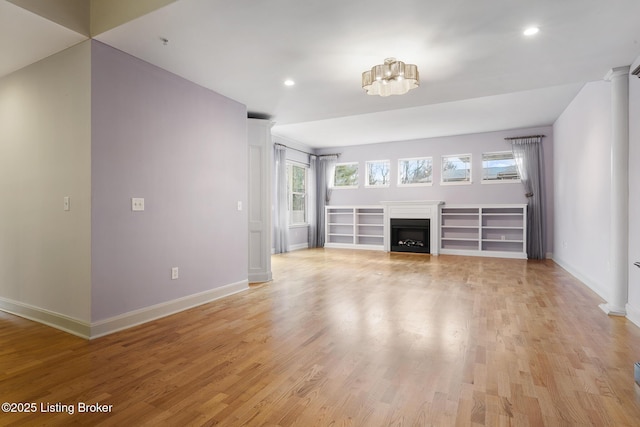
top-left (325, 206), bottom-right (384, 250)
top-left (440, 204), bottom-right (527, 259)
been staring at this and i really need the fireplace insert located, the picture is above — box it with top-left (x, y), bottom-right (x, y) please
top-left (390, 218), bottom-right (430, 253)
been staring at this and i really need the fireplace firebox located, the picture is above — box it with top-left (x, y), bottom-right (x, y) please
top-left (390, 218), bottom-right (430, 253)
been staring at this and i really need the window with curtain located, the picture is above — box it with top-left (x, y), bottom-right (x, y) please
top-left (287, 163), bottom-right (307, 225)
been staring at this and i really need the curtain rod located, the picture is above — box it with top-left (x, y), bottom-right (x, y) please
top-left (504, 135), bottom-right (545, 140)
top-left (274, 142), bottom-right (340, 158)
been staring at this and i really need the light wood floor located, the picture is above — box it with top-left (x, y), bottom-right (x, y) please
top-left (2, 249), bottom-right (640, 426)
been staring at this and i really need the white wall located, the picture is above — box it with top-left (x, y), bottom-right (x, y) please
top-left (0, 42), bottom-right (92, 322)
top-left (627, 57), bottom-right (640, 324)
top-left (553, 81), bottom-right (612, 299)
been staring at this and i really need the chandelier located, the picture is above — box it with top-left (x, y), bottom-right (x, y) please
top-left (362, 58), bottom-right (419, 97)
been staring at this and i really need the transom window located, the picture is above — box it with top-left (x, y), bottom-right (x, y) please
top-left (482, 151), bottom-right (520, 182)
top-left (398, 157), bottom-right (433, 186)
top-left (333, 162), bottom-right (359, 188)
top-left (365, 160), bottom-right (390, 187)
top-left (441, 154), bottom-right (472, 184)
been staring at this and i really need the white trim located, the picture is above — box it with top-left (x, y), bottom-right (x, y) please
top-left (441, 153), bottom-right (472, 185)
top-left (289, 242), bottom-right (309, 251)
top-left (439, 248), bottom-right (527, 259)
top-left (397, 157), bottom-right (433, 186)
top-left (89, 280), bottom-right (249, 339)
top-left (364, 159), bottom-right (391, 188)
top-left (626, 303), bottom-right (640, 328)
top-left (0, 297), bottom-right (91, 339)
top-left (288, 223), bottom-right (309, 229)
top-left (552, 257), bottom-right (609, 302)
top-left (440, 180), bottom-right (473, 186)
top-left (481, 179), bottom-right (521, 185)
top-left (324, 243), bottom-right (383, 251)
top-left (333, 162), bottom-right (359, 188)
top-left (397, 182), bottom-right (433, 187)
top-left (0, 280), bottom-right (253, 339)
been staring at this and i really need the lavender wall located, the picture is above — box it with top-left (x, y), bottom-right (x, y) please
top-left (91, 41), bottom-right (248, 321)
top-left (553, 81), bottom-right (612, 299)
top-left (317, 126), bottom-right (554, 255)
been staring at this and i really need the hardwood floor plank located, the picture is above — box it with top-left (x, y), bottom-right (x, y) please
top-left (2, 249), bottom-right (640, 426)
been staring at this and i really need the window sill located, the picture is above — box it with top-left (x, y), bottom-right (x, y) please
top-left (289, 223), bottom-right (309, 229)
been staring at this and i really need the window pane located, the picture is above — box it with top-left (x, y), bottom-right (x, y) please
top-left (482, 152), bottom-right (520, 181)
top-left (334, 163), bottom-right (358, 187)
top-left (442, 155), bottom-right (471, 183)
top-left (399, 158), bottom-right (432, 185)
top-left (291, 165), bottom-right (305, 192)
top-left (287, 163), bottom-right (307, 225)
top-left (291, 193), bottom-right (305, 223)
top-left (366, 160), bottom-right (390, 187)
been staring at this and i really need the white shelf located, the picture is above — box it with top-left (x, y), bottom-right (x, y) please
top-left (325, 205), bottom-right (385, 250)
top-left (439, 204), bottom-right (527, 259)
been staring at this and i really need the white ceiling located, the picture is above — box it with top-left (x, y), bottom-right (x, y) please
top-left (3, 0), bottom-right (640, 148)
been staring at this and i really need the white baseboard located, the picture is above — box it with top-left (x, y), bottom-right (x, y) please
top-left (289, 243), bottom-right (309, 251)
top-left (89, 280), bottom-right (249, 339)
top-left (552, 256), bottom-right (608, 301)
top-left (0, 297), bottom-right (91, 339)
top-left (626, 303), bottom-right (640, 328)
top-left (0, 280), bottom-right (250, 340)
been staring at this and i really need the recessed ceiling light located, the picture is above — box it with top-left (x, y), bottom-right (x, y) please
top-left (523, 26), bottom-right (539, 36)
top-left (284, 79), bottom-right (295, 86)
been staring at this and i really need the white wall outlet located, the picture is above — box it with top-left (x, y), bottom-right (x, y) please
top-left (131, 197), bottom-right (145, 211)
top-left (63, 196), bottom-right (70, 211)
top-left (171, 267), bottom-right (179, 280)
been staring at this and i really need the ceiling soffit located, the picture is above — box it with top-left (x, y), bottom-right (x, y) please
top-left (8, 0), bottom-right (177, 37)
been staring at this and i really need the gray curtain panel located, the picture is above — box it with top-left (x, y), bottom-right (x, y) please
top-left (316, 155), bottom-right (338, 247)
top-left (511, 136), bottom-right (545, 259)
top-left (273, 144), bottom-right (289, 254)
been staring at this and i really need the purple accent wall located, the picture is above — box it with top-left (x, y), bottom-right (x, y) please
top-left (317, 126), bottom-right (554, 254)
top-left (91, 41), bottom-right (248, 321)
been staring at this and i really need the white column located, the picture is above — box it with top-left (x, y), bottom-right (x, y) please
top-left (247, 119), bottom-right (273, 283)
top-left (600, 66), bottom-right (630, 316)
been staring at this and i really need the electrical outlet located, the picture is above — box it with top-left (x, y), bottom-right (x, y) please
top-left (131, 197), bottom-right (145, 211)
top-left (171, 267), bottom-right (179, 280)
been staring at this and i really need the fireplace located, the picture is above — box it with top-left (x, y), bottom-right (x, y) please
top-left (390, 218), bottom-right (430, 253)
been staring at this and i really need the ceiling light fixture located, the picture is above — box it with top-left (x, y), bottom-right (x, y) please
top-left (362, 57), bottom-right (419, 97)
top-left (284, 79), bottom-right (295, 86)
top-left (523, 26), bottom-right (539, 36)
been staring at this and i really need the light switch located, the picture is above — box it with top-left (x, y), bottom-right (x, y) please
top-left (131, 198), bottom-right (145, 211)
top-left (63, 196), bottom-right (70, 211)
top-left (237, 201), bottom-right (242, 211)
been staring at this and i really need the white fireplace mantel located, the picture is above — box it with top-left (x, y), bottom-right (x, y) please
top-left (380, 200), bottom-right (444, 255)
